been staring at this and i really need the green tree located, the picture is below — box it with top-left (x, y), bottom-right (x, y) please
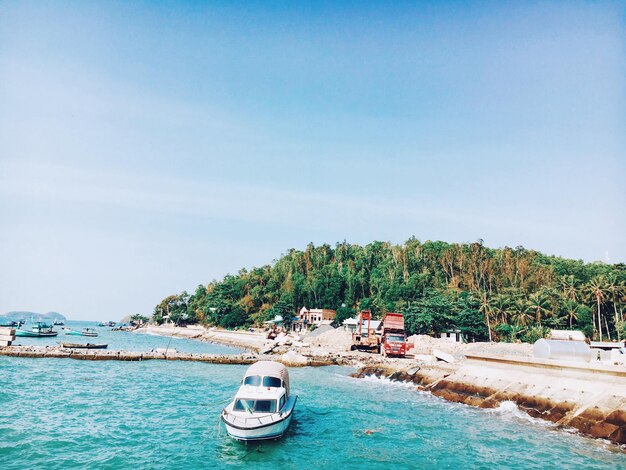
top-left (130, 314), bottom-right (149, 324)
top-left (334, 304), bottom-right (356, 327)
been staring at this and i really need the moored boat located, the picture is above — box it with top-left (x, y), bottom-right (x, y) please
top-left (59, 342), bottom-right (108, 349)
top-left (63, 327), bottom-right (98, 337)
top-left (221, 361), bottom-right (297, 441)
top-left (15, 322), bottom-right (58, 337)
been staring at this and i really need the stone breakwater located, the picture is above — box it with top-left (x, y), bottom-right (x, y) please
top-left (352, 354), bottom-right (626, 445)
top-left (0, 345), bottom-right (346, 367)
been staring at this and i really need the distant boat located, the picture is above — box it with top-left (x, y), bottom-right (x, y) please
top-left (221, 361), bottom-right (297, 441)
top-left (15, 323), bottom-right (58, 337)
top-left (60, 342), bottom-right (107, 349)
top-left (53, 320), bottom-right (65, 326)
top-left (63, 328), bottom-right (98, 337)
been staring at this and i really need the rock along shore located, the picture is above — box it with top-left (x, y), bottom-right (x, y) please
top-left (352, 354), bottom-right (626, 446)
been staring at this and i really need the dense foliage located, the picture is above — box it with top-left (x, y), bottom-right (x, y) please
top-left (152, 239), bottom-right (626, 342)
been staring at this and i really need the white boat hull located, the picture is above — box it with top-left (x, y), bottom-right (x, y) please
top-left (222, 396), bottom-right (297, 441)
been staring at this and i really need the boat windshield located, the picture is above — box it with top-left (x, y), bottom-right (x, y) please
top-left (262, 376), bottom-right (282, 388)
top-left (233, 399), bottom-right (277, 413)
top-left (243, 375), bottom-right (261, 386)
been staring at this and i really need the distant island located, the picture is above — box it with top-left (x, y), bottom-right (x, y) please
top-left (151, 238), bottom-right (626, 343)
top-left (1, 311), bottom-right (67, 323)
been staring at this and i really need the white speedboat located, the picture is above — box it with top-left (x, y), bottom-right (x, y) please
top-left (221, 361), bottom-right (297, 441)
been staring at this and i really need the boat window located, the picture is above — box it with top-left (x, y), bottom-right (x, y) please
top-left (243, 375), bottom-right (261, 386)
top-left (233, 399), bottom-right (255, 412)
top-left (233, 399), bottom-right (277, 413)
top-left (254, 400), bottom-right (276, 413)
top-left (262, 376), bottom-right (282, 388)
top-left (279, 395), bottom-right (285, 410)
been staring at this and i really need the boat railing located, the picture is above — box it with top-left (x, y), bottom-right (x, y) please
top-left (224, 410), bottom-right (284, 427)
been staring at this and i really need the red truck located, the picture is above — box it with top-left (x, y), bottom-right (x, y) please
top-left (380, 312), bottom-right (408, 357)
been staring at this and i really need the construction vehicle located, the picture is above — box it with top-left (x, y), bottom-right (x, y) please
top-left (380, 312), bottom-right (408, 357)
top-left (350, 310), bottom-right (380, 352)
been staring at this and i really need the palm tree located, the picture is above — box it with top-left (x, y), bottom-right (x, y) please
top-left (560, 275), bottom-right (578, 301)
top-left (528, 291), bottom-right (551, 325)
top-left (491, 293), bottom-right (510, 325)
top-left (586, 276), bottom-right (607, 341)
top-left (620, 280), bottom-right (626, 322)
top-left (477, 291), bottom-right (493, 342)
top-left (510, 297), bottom-right (533, 327)
top-left (562, 298), bottom-right (580, 329)
top-left (606, 274), bottom-right (624, 341)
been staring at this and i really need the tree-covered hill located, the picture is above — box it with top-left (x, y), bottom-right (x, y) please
top-left (152, 238), bottom-right (626, 343)
top-left (1, 311), bottom-right (67, 322)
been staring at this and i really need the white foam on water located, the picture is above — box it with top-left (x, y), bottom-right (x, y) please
top-left (357, 374), bottom-right (419, 390)
top-left (487, 400), bottom-right (556, 428)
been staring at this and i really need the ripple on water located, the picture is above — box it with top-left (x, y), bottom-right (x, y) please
top-left (1, 358), bottom-right (625, 469)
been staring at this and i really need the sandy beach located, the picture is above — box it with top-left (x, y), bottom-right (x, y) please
top-left (135, 324), bottom-right (269, 352)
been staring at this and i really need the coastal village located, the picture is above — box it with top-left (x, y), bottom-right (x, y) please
top-left (2, 305), bottom-right (625, 445)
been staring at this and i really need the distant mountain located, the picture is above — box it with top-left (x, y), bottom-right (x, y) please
top-left (1, 311), bottom-right (67, 322)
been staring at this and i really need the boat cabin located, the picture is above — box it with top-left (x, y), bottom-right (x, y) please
top-left (241, 360), bottom-right (290, 394)
top-left (232, 361), bottom-right (290, 415)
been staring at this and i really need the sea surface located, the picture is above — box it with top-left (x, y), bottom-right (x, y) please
top-left (1, 330), bottom-right (625, 469)
top-left (10, 321), bottom-right (239, 354)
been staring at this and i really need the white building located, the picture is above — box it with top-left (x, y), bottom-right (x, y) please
top-left (439, 329), bottom-right (464, 343)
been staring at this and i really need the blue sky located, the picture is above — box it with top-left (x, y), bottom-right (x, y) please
top-left (1, 1), bottom-right (624, 320)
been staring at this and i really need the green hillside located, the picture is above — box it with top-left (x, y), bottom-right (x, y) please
top-left (152, 239), bottom-right (626, 343)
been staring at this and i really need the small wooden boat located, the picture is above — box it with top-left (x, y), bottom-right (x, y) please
top-left (64, 327), bottom-right (98, 337)
top-left (221, 361), bottom-right (297, 441)
top-left (60, 342), bottom-right (108, 349)
top-left (15, 323), bottom-right (58, 337)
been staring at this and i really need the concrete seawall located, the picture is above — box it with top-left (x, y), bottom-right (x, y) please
top-left (353, 354), bottom-right (626, 445)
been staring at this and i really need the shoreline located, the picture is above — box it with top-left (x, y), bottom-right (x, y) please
top-left (132, 324), bottom-right (626, 446)
top-left (134, 325), bottom-right (267, 353)
top-left (352, 356), bottom-right (626, 446)
top-left (3, 324), bottom-right (625, 446)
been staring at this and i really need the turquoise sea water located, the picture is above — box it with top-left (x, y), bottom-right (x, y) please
top-left (1, 342), bottom-right (624, 469)
top-left (11, 321), bottom-right (239, 355)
